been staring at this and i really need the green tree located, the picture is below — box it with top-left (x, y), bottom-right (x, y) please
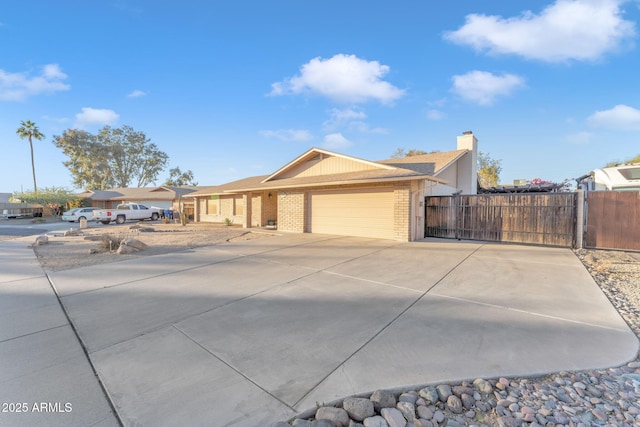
top-left (16, 120), bottom-right (45, 193)
top-left (53, 125), bottom-right (169, 189)
top-left (390, 148), bottom-right (431, 158)
top-left (164, 167), bottom-right (198, 187)
top-left (477, 151), bottom-right (502, 188)
top-left (626, 154), bottom-right (640, 164)
top-left (52, 129), bottom-right (114, 190)
top-left (604, 153), bottom-right (640, 167)
top-left (12, 187), bottom-right (79, 216)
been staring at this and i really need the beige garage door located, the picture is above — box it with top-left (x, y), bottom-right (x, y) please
top-left (309, 189), bottom-right (395, 239)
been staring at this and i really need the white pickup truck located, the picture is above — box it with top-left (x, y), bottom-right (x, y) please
top-left (92, 203), bottom-right (162, 225)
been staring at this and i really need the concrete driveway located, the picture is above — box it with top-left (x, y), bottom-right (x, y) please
top-left (1, 234), bottom-right (638, 426)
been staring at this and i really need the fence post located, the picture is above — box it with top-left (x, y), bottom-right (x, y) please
top-left (454, 192), bottom-right (460, 240)
top-left (575, 190), bottom-right (585, 249)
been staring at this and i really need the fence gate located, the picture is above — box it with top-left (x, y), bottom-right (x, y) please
top-left (425, 193), bottom-right (577, 247)
top-left (585, 191), bottom-right (640, 251)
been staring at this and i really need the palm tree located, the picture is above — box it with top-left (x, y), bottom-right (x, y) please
top-left (16, 120), bottom-right (45, 193)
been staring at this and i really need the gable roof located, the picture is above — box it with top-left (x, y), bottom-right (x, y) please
top-left (263, 147), bottom-right (395, 183)
top-left (377, 150), bottom-right (467, 175)
top-left (188, 146), bottom-right (472, 197)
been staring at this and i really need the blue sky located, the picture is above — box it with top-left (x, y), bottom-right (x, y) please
top-left (2, 0), bottom-right (640, 193)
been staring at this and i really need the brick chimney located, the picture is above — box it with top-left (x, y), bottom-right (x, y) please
top-left (456, 131), bottom-right (478, 194)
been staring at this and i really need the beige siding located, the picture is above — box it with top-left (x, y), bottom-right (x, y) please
top-left (278, 154), bottom-right (379, 179)
top-left (309, 189), bottom-right (395, 239)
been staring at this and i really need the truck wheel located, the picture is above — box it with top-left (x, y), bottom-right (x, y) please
top-left (116, 215), bottom-right (126, 224)
top-left (101, 221), bottom-right (111, 225)
top-left (151, 213), bottom-right (159, 221)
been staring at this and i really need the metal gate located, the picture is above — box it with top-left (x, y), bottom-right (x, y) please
top-left (425, 193), bottom-right (577, 247)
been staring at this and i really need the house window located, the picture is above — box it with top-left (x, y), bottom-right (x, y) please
top-left (234, 197), bottom-right (244, 216)
top-left (207, 199), bottom-right (219, 215)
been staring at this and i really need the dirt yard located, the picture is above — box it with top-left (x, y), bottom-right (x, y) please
top-left (29, 222), bottom-right (276, 272)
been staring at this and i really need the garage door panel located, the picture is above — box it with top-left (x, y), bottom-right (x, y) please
top-left (310, 190), bottom-right (395, 239)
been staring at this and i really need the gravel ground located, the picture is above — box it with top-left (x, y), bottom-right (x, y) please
top-left (279, 249), bottom-right (640, 427)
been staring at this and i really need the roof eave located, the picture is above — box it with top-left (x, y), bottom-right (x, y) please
top-left (222, 174), bottom-right (446, 193)
top-left (433, 150), bottom-right (468, 175)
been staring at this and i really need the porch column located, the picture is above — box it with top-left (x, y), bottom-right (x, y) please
top-left (193, 197), bottom-right (200, 223)
top-left (242, 193), bottom-right (252, 229)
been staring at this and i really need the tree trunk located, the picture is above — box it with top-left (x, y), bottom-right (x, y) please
top-left (29, 137), bottom-right (37, 193)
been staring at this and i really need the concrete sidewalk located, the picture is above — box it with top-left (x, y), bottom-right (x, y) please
top-left (0, 238), bottom-right (120, 427)
top-left (1, 234), bottom-right (638, 426)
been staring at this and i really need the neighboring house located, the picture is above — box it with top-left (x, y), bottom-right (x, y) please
top-left (577, 163), bottom-right (640, 191)
top-left (0, 193), bottom-right (11, 203)
top-left (189, 131), bottom-right (478, 242)
top-left (77, 186), bottom-right (197, 215)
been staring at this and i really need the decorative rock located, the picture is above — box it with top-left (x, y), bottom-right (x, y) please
top-left (371, 390), bottom-right (396, 411)
top-left (274, 422), bottom-right (296, 427)
top-left (292, 420), bottom-right (312, 427)
top-left (343, 398), bottom-right (374, 422)
top-left (363, 416), bottom-right (388, 427)
top-left (398, 393), bottom-right (418, 405)
top-left (348, 421), bottom-right (364, 427)
top-left (418, 387), bottom-right (439, 405)
top-left (446, 395), bottom-right (463, 414)
top-left (313, 420), bottom-right (337, 427)
top-left (473, 379), bottom-right (493, 394)
top-left (33, 235), bottom-right (49, 246)
top-left (452, 386), bottom-right (473, 397)
top-left (460, 393), bottom-right (475, 409)
top-left (380, 408), bottom-right (407, 427)
top-left (416, 406), bottom-right (432, 420)
top-left (436, 384), bottom-right (452, 402)
top-left (121, 237), bottom-right (148, 250)
top-left (396, 402), bottom-right (415, 422)
top-left (433, 410), bottom-right (445, 423)
top-left (316, 407), bottom-right (350, 427)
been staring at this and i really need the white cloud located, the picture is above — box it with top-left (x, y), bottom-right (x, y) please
top-left (588, 104), bottom-right (640, 130)
top-left (127, 89), bottom-right (147, 98)
top-left (566, 131), bottom-right (595, 144)
top-left (270, 54), bottom-right (405, 104)
top-left (75, 107), bottom-right (119, 127)
top-left (0, 63), bottom-right (70, 101)
top-left (451, 71), bottom-right (525, 105)
top-left (322, 107), bottom-right (390, 134)
top-left (426, 109), bottom-right (446, 120)
top-left (322, 133), bottom-right (353, 150)
top-left (444, 0), bottom-right (635, 62)
top-left (260, 129), bottom-right (313, 142)
top-left (323, 108), bottom-right (366, 131)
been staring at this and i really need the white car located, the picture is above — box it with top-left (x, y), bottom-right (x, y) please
top-left (61, 207), bottom-right (100, 222)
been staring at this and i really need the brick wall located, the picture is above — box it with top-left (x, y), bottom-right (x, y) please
top-left (393, 184), bottom-right (411, 242)
top-left (277, 190), bottom-right (306, 233)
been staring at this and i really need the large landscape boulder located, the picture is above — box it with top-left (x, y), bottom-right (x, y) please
top-left (32, 235), bottom-right (49, 246)
top-left (116, 238), bottom-right (148, 254)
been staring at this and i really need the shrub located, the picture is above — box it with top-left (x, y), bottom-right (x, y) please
top-left (224, 218), bottom-right (234, 226)
top-left (99, 233), bottom-right (127, 252)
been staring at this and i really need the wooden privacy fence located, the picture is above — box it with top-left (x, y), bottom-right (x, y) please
top-left (425, 193), bottom-right (577, 247)
top-left (585, 191), bottom-right (640, 251)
